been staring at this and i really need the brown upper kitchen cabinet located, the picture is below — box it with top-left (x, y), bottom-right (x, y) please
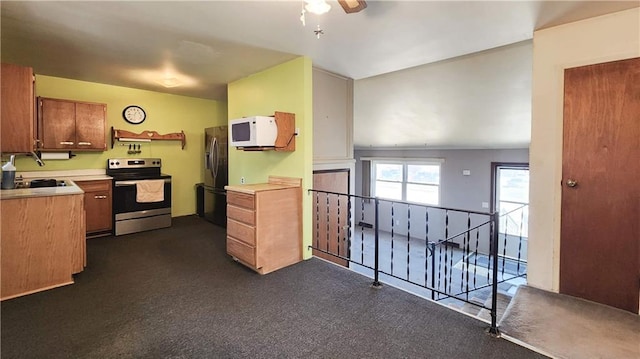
top-left (1, 63), bottom-right (35, 153)
top-left (37, 97), bottom-right (107, 151)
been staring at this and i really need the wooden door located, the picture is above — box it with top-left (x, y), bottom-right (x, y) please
top-left (75, 102), bottom-right (106, 150)
top-left (560, 57), bottom-right (640, 313)
top-left (39, 98), bottom-right (75, 150)
top-left (312, 170), bottom-right (349, 267)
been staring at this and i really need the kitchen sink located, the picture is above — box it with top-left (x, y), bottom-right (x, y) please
top-left (14, 179), bottom-right (69, 189)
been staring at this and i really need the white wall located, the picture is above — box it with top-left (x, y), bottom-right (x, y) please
top-left (528, 8), bottom-right (640, 291)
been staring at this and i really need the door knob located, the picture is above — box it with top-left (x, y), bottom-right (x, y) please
top-left (566, 179), bottom-right (578, 187)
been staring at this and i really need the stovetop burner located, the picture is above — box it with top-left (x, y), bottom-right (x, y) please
top-left (107, 158), bottom-right (169, 180)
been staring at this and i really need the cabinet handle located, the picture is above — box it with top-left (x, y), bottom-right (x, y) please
top-left (78, 142), bottom-right (92, 146)
top-left (60, 141), bottom-right (74, 145)
top-left (94, 195), bottom-right (108, 199)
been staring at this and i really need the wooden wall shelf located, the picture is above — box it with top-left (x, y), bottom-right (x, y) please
top-left (111, 127), bottom-right (186, 149)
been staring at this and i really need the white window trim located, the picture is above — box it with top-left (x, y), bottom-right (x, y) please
top-left (366, 157), bottom-right (443, 205)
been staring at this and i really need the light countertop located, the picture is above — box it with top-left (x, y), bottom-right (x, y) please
top-left (18, 169), bottom-right (112, 181)
top-left (0, 180), bottom-right (84, 200)
top-left (1, 169), bottom-right (112, 200)
top-left (225, 183), bottom-right (299, 194)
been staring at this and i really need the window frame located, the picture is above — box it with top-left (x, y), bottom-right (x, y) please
top-left (491, 162), bottom-right (529, 237)
top-left (367, 158), bottom-right (443, 206)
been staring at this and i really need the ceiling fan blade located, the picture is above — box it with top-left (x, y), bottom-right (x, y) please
top-left (338, 0), bottom-right (367, 14)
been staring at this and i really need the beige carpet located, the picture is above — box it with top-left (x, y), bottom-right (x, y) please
top-left (499, 285), bottom-right (640, 359)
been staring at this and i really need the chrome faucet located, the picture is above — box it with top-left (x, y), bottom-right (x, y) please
top-left (30, 152), bottom-right (45, 166)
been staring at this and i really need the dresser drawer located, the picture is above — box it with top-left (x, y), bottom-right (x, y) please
top-left (227, 205), bottom-right (255, 226)
top-left (227, 191), bottom-right (255, 210)
top-left (227, 237), bottom-right (256, 267)
top-left (227, 218), bottom-right (256, 246)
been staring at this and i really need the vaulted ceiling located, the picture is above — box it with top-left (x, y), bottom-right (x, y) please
top-left (2, 1), bottom-right (637, 148)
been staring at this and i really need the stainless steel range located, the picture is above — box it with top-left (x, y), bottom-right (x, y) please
top-left (107, 158), bottom-right (172, 235)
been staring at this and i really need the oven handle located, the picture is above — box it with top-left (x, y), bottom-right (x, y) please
top-left (115, 178), bottom-right (171, 187)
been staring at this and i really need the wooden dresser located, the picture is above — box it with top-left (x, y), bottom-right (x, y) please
top-left (225, 176), bottom-right (302, 274)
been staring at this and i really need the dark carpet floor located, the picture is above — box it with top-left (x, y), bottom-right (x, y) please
top-left (1, 216), bottom-right (547, 358)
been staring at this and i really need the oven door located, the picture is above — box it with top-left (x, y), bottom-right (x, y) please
top-left (113, 178), bottom-right (172, 214)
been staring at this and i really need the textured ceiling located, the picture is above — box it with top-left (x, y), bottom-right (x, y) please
top-left (1, 1), bottom-right (637, 148)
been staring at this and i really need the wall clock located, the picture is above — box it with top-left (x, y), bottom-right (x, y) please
top-left (122, 105), bottom-right (146, 124)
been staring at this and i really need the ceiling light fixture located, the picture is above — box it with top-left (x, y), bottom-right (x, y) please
top-left (158, 77), bottom-right (182, 88)
top-left (304, 0), bottom-right (331, 15)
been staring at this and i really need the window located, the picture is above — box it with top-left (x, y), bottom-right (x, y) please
top-left (495, 166), bottom-right (529, 237)
top-left (372, 160), bottom-right (441, 205)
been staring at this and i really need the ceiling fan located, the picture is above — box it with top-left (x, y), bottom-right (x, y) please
top-left (302, 0), bottom-right (367, 37)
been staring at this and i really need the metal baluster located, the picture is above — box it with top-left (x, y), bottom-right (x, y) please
top-left (361, 198), bottom-right (365, 265)
top-left (502, 219), bottom-right (508, 277)
top-left (448, 242), bottom-right (454, 296)
top-left (487, 218), bottom-right (492, 284)
top-left (443, 210), bottom-right (449, 294)
top-left (430, 241), bottom-right (436, 300)
top-left (425, 208), bottom-right (429, 288)
top-left (489, 213), bottom-right (500, 335)
top-left (437, 243), bottom-right (443, 297)
top-left (315, 192), bottom-right (320, 250)
top-left (473, 227), bottom-right (479, 289)
top-left (337, 195), bottom-right (341, 258)
top-left (347, 195), bottom-right (352, 263)
top-left (390, 202), bottom-right (395, 276)
top-left (326, 194), bottom-right (330, 253)
top-left (407, 205), bottom-right (411, 281)
top-left (462, 213), bottom-right (470, 299)
top-left (373, 198), bottom-right (381, 287)
top-left (517, 207), bottom-right (525, 274)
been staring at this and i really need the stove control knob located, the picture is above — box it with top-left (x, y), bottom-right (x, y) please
top-left (115, 161), bottom-right (120, 165)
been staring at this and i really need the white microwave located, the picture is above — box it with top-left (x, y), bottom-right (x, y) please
top-left (229, 116), bottom-right (278, 147)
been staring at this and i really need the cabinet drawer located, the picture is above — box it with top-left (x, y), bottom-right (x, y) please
top-left (75, 180), bottom-right (111, 192)
top-left (227, 219), bottom-right (256, 246)
top-left (227, 205), bottom-right (255, 226)
top-left (227, 237), bottom-right (256, 267)
top-left (227, 191), bottom-right (255, 210)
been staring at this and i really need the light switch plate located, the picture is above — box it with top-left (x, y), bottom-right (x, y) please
top-left (462, 169), bottom-right (471, 176)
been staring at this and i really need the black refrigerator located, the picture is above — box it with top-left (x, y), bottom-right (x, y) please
top-left (197, 126), bottom-right (228, 226)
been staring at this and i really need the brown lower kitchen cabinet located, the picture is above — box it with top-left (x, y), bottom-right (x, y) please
top-left (225, 176), bottom-right (302, 274)
top-left (75, 179), bottom-right (112, 236)
top-left (1, 193), bottom-right (86, 301)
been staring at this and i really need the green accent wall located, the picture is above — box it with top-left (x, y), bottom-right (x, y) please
top-left (15, 75), bottom-right (227, 217)
top-left (228, 57), bottom-right (313, 259)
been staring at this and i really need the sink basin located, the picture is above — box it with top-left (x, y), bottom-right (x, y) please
top-left (29, 179), bottom-right (58, 188)
top-left (14, 179), bottom-right (69, 189)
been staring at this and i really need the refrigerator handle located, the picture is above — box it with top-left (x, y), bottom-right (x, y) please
top-left (208, 137), bottom-right (216, 179)
top-left (211, 137), bottom-right (218, 178)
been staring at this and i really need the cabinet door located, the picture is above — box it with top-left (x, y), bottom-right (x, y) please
top-left (1, 63), bottom-right (34, 153)
top-left (39, 98), bottom-right (76, 150)
top-left (77, 180), bottom-right (112, 234)
top-left (76, 102), bottom-right (106, 150)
